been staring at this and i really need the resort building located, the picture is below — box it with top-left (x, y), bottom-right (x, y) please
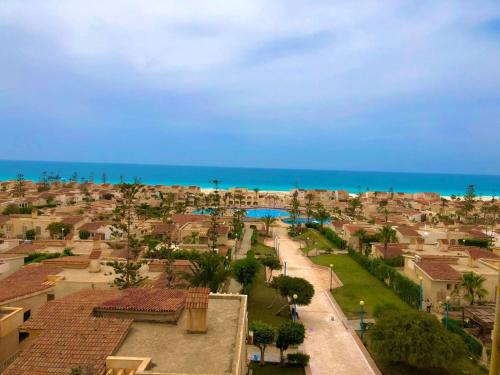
top-left (1, 288), bottom-right (248, 375)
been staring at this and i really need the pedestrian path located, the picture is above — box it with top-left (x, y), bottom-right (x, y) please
top-left (270, 227), bottom-right (378, 375)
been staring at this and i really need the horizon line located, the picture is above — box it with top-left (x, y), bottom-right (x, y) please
top-left (1, 158), bottom-right (499, 178)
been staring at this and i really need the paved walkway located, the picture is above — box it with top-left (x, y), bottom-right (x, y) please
top-left (269, 226), bottom-right (377, 375)
top-left (235, 226), bottom-right (253, 259)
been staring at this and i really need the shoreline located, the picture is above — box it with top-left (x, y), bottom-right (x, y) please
top-left (1, 178), bottom-right (495, 200)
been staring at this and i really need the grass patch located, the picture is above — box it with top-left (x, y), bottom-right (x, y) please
top-left (249, 362), bottom-right (305, 375)
top-left (248, 267), bottom-right (290, 326)
top-left (296, 229), bottom-right (334, 255)
top-left (252, 242), bottom-right (276, 257)
top-left (312, 254), bottom-right (410, 318)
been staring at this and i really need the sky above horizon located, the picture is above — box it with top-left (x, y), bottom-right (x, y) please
top-left (1, 1), bottom-right (500, 175)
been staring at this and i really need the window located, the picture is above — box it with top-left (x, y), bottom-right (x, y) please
top-left (36, 226), bottom-right (41, 235)
top-left (47, 293), bottom-right (55, 301)
top-left (23, 309), bottom-right (31, 321)
top-left (446, 283), bottom-right (452, 290)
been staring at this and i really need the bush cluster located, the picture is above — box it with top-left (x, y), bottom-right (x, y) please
top-left (443, 318), bottom-right (483, 357)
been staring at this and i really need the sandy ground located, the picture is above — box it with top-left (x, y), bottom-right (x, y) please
top-left (269, 226), bottom-right (377, 375)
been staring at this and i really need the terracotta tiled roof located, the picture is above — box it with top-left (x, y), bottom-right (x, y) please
top-left (41, 255), bottom-right (89, 267)
top-left (152, 223), bottom-right (177, 235)
top-left (88, 250), bottom-right (102, 259)
top-left (0, 264), bottom-right (63, 303)
top-left (79, 221), bottom-right (110, 231)
top-left (21, 289), bottom-right (122, 330)
top-left (61, 216), bottom-right (84, 225)
top-left (396, 226), bottom-right (421, 238)
top-left (172, 213), bottom-right (208, 226)
top-left (373, 243), bottom-right (404, 259)
top-left (6, 243), bottom-right (47, 254)
top-left (96, 288), bottom-right (187, 313)
top-left (416, 261), bottom-right (461, 281)
top-left (186, 287), bottom-right (210, 309)
top-left (467, 248), bottom-right (499, 260)
top-left (6, 317), bottom-right (131, 375)
top-left (0, 215), bottom-right (10, 225)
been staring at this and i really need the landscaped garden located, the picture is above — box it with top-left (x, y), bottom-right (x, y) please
top-left (247, 265), bottom-right (290, 326)
top-left (296, 228), bottom-right (335, 255)
top-left (312, 254), bottom-right (410, 317)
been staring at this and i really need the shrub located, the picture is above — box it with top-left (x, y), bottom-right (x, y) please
top-left (25, 229), bottom-right (36, 240)
top-left (384, 256), bottom-right (404, 267)
top-left (459, 238), bottom-right (492, 249)
top-left (25, 252), bottom-right (61, 264)
top-left (287, 352), bottom-right (310, 366)
top-left (443, 318), bottom-right (483, 357)
top-left (62, 248), bottom-right (74, 256)
top-left (276, 321), bottom-right (306, 364)
top-left (232, 255), bottom-right (261, 294)
top-left (79, 229), bottom-right (91, 240)
top-left (251, 230), bottom-right (258, 245)
top-left (369, 310), bottom-right (466, 369)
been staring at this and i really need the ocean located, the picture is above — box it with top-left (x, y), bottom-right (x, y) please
top-left (0, 160), bottom-right (499, 196)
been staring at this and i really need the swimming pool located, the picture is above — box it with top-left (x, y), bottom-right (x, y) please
top-left (282, 217), bottom-right (331, 224)
top-left (192, 209), bottom-right (214, 214)
top-left (245, 208), bottom-right (290, 219)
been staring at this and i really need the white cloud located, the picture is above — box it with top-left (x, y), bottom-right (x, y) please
top-left (1, 0), bottom-right (500, 119)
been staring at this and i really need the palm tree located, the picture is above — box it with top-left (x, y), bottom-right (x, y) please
top-left (313, 204), bottom-right (331, 229)
top-left (182, 252), bottom-right (230, 293)
top-left (353, 228), bottom-right (367, 252)
top-left (458, 272), bottom-right (487, 305)
top-left (305, 193), bottom-right (314, 221)
top-left (261, 214), bottom-right (277, 235)
top-left (377, 225), bottom-right (397, 259)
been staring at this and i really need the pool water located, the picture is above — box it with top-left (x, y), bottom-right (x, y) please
top-left (282, 217), bottom-right (331, 224)
top-left (245, 208), bottom-right (290, 218)
top-left (192, 208), bottom-right (214, 214)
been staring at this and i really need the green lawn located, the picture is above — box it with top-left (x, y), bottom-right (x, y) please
top-left (249, 363), bottom-right (305, 375)
top-left (312, 254), bottom-right (410, 318)
top-left (248, 267), bottom-right (290, 326)
top-left (296, 229), bottom-right (334, 255)
top-left (252, 242), bottom-right (276, 257)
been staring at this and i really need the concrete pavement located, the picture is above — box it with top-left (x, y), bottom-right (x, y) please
top-left (269, 226), bottom-right (378, 375)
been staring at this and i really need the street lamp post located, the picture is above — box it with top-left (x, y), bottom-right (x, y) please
top-left (284, 261), bottom-right (287, 276)
top-left (419, 276), bottom-right (423, 310)
top-left (293, 294), bottom-right (298, 321)
top-left (329, 264), bottom-right (333, 291)
top-left (61, 227), bottom-right (65, 240)
top-left (445, 296), bottom-right (450, 328)
top-left (360, 300), bottom-right (365, 340)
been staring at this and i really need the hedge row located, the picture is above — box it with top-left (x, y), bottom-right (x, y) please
top-left (444, 318), bottom-right (483, 357)
top-left (348, 249), bottom-right (420, 308)
top-left (305, 223), bottom-right (346, 249)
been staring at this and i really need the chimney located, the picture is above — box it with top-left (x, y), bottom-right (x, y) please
top-left (93, 235), bottom-right (101, 250)
top-left (185, 288), bottom-right (209, 334)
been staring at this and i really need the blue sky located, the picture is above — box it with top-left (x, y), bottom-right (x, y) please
top-left (1, 0), bottom-right (500, 174)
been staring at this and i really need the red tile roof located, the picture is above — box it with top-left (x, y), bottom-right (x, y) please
top-left (396, 226), bottom-right (421, 238)
top-left (0, 264), bottom-right (63, 303)
top-left (417, 261), bottom-right (461, 281)
top-left (6, 243), bottom-right (47, 254)
top-left (6, 292), bottom-right (131, 375)
top-left (186, 287), bottom-right (210, 309)
top-left (96, 288), bottom-right (187, 313)
top-left (373, 243), bottom-right (404, 259)
top-left (467, 248), bottom-right (499, 260)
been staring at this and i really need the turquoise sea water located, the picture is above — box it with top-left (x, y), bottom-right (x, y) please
top-left (0, 160), bottom-right (499, 196)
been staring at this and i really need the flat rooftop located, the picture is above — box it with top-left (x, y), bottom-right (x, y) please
top-left (115, 297), bottom-right (242, 374)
